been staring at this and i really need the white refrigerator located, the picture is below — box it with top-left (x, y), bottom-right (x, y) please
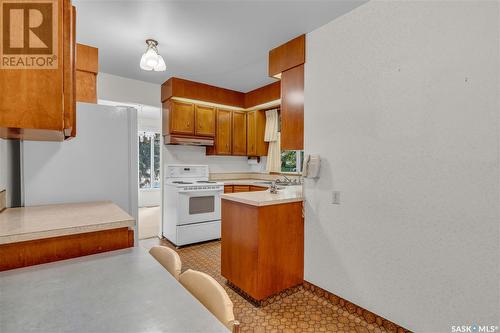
top-left (22, 103), bottom-right (138, 227)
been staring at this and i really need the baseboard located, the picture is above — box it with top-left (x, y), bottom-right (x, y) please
top-left (303, 281), bottom-right (412, 333)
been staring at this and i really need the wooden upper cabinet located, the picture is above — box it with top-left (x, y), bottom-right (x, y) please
top-left (268, 35), bottom-right (305, 78)
top-left (280, 65), bottom-right (304, 150)
top-left (232, 111), bottom-right (247, 156)
top-left (76, 44), bottom-right (98, 103)
top-left (195, 105), bottom-right (216, 137)
top-left (0, 0), bottom-right (77, 141)
top-left (216, 109), bottom-right (232, 155)
top-left (170, 101), bottom-right (195, 135)
top-left (247, 111), bottom-right (257, 156)
top-left (247, 110), bottom-right (268, 156)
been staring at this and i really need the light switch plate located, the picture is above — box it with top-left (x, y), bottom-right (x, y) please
top-left (332, 191), bottom-right (340, 204)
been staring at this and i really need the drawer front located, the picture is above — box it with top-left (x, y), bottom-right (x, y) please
top-left (233, 185), bottom-right (250, 193)
top-left (250, 186), bottom-right (267, 192)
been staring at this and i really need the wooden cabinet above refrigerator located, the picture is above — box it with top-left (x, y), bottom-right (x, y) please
top-left (0, 0), bottom-right (77, 141)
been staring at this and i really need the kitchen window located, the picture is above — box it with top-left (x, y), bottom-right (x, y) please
top-left (139, 132), bottom-right (160, 189)
top-left (281, 150), bottom-right (304, 173)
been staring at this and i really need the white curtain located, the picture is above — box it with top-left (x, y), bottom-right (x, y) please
top-left (264, 109), bottom-right (280, 173)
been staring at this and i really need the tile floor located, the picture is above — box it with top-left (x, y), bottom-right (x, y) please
top-left (140, 238), bottom-right (387, 333)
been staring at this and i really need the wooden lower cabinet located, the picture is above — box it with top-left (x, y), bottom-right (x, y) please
top-left (250, 185), bottom-right (267, 192)
top-left (224, 185), bottom-right (267, 193)
top-left (221, 200), bottom-right (304, 301)
top-left (0, 228), bottom-right (134, 272)
top-left (232, 185), bottom-right (250, 193)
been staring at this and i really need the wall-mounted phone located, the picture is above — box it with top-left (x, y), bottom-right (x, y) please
top-left (303, 154), bottom-right (321, 178)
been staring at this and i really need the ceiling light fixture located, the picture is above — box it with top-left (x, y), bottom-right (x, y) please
top-left (139, 39), bottom-right (166, 72)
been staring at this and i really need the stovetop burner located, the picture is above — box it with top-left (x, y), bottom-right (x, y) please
top-left (196, 181), bottom-right (217, 184)
top-left (172, 181), bottom-right (193, 184)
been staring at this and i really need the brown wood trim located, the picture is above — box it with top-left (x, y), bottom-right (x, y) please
top-left (244, 81), bottom-right (281, 108)
top-left (76, 44), bottom-right (98, 74)
top-left (161, 77), bottom-right (245, 107)
top-left (280, 64), bottom-right (304, 150)
top-left (302, 281), bottom-right (412, 333)
top-left (268, 35), bottom-right (305, 77)
top-left (0, 127), bottom-right (65, 141)
top-left (0, 227), bottom-right (134, 272)
top-left (128, 229), bottom-right (135, 247)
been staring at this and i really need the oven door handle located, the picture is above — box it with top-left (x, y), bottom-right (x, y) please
top-left (177, 189), bottom-right (223, 194)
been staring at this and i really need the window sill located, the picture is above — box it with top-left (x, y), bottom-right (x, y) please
top-left (139, 188), bottom-right (161, 192)
top-left (270, 172), bottom-right (302, 176)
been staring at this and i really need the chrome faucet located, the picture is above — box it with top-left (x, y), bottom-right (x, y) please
top-left (269, 181), bottom-right (279, 194)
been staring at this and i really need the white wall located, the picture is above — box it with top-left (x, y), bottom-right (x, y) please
top-left (23, 104), bottom-right (138, 221)
top-left (163, 145), bottom-right (265, 174)
top-left (304, 1), bottom-right (499, 332)
top-left (98, 72), bottom-right (161, 107)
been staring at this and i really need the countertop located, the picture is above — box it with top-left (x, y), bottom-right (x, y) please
top-left (0, 247), bottom-right (228, 333)
top-left (0, 201), bottom-right (135, 245)
top-left (221, 185), bottom-right (303, 207)
top-left (220, 179), bottom-right (274, 186)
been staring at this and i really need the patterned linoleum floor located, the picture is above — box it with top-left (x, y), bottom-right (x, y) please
top-left (140, 238), bottom-right (387, 333)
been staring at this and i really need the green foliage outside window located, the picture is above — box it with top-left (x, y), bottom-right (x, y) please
top-left (139, 133), bottom-right (160, 189)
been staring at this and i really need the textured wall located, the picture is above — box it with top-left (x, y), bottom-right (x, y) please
top-left (304, 1), bottom-right (499, 331)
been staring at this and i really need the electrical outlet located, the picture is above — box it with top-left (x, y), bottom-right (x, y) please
top-left (332, 191), bottom-right (340, 204)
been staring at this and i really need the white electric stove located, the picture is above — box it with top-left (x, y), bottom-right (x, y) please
top-left (162, 165), bottom-right (224, 246)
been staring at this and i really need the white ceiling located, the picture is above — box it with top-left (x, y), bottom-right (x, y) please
top-left (74, 0), bottom-right (365, 92)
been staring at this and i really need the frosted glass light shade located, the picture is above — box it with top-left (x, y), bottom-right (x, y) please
top-left (144, 48), bottom-right (158, 68)
top-left (139, 53), bottom-right (151, 71)
top-left (140, 39), bottom-right (166, 72)
top-left (155, 55), bottom-right (166, 71)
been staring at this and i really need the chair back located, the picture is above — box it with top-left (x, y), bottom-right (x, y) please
top-left (149, 246), bottom-right (182, 281)
top-left (179, 269), bottom-right (240, 332)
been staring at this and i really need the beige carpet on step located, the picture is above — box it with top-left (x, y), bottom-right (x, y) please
top-left (138, 206), bottom-right (160, 239)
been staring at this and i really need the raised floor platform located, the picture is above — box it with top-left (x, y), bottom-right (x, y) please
top-left (0, 201), bottom-right (135, 271)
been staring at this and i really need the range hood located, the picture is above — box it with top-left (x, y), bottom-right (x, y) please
top-left (164, 135), bottom-right (214, 146)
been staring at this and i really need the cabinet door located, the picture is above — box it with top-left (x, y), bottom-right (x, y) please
top-left (232, 111), bottom-right (247, 156)
top-left (216, 109), bottom-right (232, 155)
top-left (195, 105), bottom-right (216, 137)
top-left (0, 0), bottom-right (66, 141)
top-left (63, 1), bottom-right (77, 139)
top-left (246, 111), bottom-right (257, 156)
top-left (170, 101), bottom-right (195, 135)
top-left (280, 64), bottom-right (304, 150)
top-left (250, 186), bottom-right (267, 192)
top-left (233, 185), bottom-right (250, 193)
